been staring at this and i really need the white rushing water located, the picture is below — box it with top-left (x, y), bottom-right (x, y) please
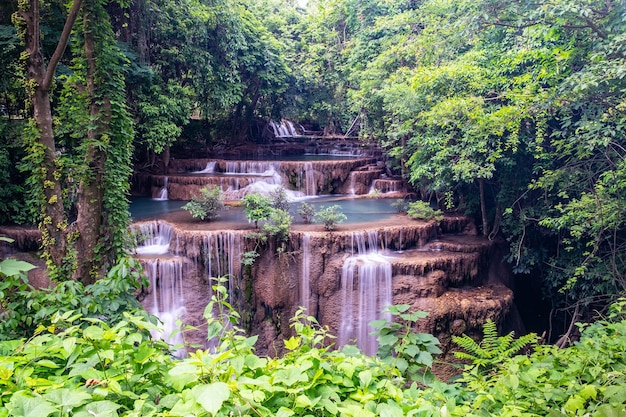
top-left (338, 231), bottom-right (393, 356)
top-left (133, 221), bottom-right (186, 357)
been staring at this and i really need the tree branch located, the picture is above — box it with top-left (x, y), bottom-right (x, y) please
top-left (42, 0), bottom-right (84, 90)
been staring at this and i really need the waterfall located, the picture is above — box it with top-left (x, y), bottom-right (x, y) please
top-left (304, 162), bottom-right (316, 196)
top-left (142, 258), bottom-right (186, 357)
top-left (200, 231), bottom-right (243, 302)
top-left (348, 172), bottom-right (357, 195)
top-left (133, 221), bottom-right (173, 255)
top-left (133, 221), bottom-right (186, 356)
top-left (192, 161), bottom-right (217, 173)
top-left (155, 177), bottom-right (169, 200)
top-left (300, 234), bottom-right (311, 312)
top-left (339, 231), bottom-right (393, 356)
top-left (269, 120), bottom-right (301, 137)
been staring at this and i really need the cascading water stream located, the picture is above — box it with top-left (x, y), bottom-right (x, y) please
top-left (133, 221), bottom-right (185, 356)
top-left (133, 221), bottom-right (173, 255)
top-left (303, 162), bottom-right (316, 196)
top-left (192, 161), bottom-right (217, 174)
top-left (155, 177), bottom-right (169, 201)
top-left (142, 258), bottom-right (186, 357)
top-left (339, 230), bottom-right (393, 356)
top-left (198, 231), bottom-right (243, 303)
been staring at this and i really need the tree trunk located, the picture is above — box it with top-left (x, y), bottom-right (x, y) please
top-left (20, 0), bottom-right (83, 276)
top-left (73, 3), bottom-right (108, 283)
top-left (478, 178), bottom-right (488, 237)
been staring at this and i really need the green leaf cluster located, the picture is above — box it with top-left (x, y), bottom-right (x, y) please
top-left (182, 185), bottom-right (224, 221)
top-left (313, 204), bottom-right (347, 231)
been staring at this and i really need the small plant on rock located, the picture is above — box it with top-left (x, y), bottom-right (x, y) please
top-left (297, 202), bottom-right (315, 223)
top-left (391, 198), bottom-right (409, 213)
top-left (243, 193), bottom-right (273, 228)
top-left (182, 185), bottom-right (223, 220)
top-left (270, 186), bottom-right (290, 212)
top-left (406, 200), bottom-right (443, 221)
top-left (314, 205), bottom-right (347, 231)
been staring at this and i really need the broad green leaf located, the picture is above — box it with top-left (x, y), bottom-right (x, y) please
top-left (83, 326), bottom-right (104, 341)
top-left (294, 394), bottom-right (313, 408)
top-left (276, 407), bottom-right (295, 417)
top-left (358, 370), bottom-right (372, 388)
top-left (7, 394), bottom-right (56, 417)
top-left (168, 363), bottom-right (199, 391)
top-left (44, 389), bottom-right (92, 409)
top-left (0, 259), bottom-right (36, 276)
top-left (191, 382), bottom-right (230, 415)
top-left (284, 336), bottom-right (301, 351)
top-left (377, 402), bottom-right (404, 417)
top-left (273, 366), bottom-right (308, 386)
top-left (73, 400), bottom-right (120, 417)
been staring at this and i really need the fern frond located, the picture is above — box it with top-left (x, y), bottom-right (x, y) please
top-left (452, 320), bottom-right (539, 374)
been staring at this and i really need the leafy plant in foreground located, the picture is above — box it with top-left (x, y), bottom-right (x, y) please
top-left (370, 304), bottom-right (442, 383)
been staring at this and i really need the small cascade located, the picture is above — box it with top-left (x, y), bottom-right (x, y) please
top-left (197, 231), bottom-right (244, 302)
top-left (339, 230), bottom-right (393, 355)
top-left (304, 162), bottom-right (316, 196)
top-left (133, 221), bottom-right (173, 255)
top-left (348, 172), bottom-right (357, 195)
top-left (224, 161), bottom-right (280, 175)
top-left (269, 120), bottom-right (301, 137)
top-left (141, 257), bottom-right (186, 357)
top-left (192, 161), bottom-right (217, 174)
top-left (370, 179), bottom-right (403, 194)
top-left (155, 177), bottom-right (169, 201)
top-left (300, 234), bottom-right (311, 312)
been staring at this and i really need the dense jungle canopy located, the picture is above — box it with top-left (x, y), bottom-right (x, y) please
top-left (0, 0), bottom-right (625, 334)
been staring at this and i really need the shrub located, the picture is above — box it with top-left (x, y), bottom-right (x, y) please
top-left (269, 186), bottom-right (290, 212)
top-left (297, 202), bottom-right (315, 223)
top-left (182, 185), bottom-right (223, 220)
top-left (391, 198), bottom-right (409, 213)
top-left (407, 200), bottom-right (443, 221)
top-left (314, 205), bottom-right (347, 231)
top-left (242, 193), bottom-right (273, 228)
top-left (261, 208), bottom-right (292, 243)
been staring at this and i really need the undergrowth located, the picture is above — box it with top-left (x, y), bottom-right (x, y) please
top-left (1, 255), bottom-right (626, 416)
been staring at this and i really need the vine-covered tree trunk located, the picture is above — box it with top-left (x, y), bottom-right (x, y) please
top-left (18, 0), bottom-right (83, 277)
top-left (17, 0), bottom-right (131, 283)
top-left (73, 1), bottom-right (107, 283)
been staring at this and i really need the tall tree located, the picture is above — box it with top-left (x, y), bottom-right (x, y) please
top-left (15, 0), bottom-right (133, 282)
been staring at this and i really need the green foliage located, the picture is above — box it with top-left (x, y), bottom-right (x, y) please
top-left (391, 199), bottom-right (409, 214)
top-left (269, 186), bottom-right (290, 212)
top-left (449, 299), bottom-right (626, 417)
top-left (3, 270), bottom-right (626, 417)
top-left (406, 201), bottom-right (443, 222)
top-left (370, 304), bottom-right (442, 382)
top-left (260, 206), bottom-right (292, 244)
top-left (453, 319), bottom-right (538, 375)
top-left (297, 201), bottom-right (315, 223)
top-left (182, 185), bottom-right (224, 221)
top-left (314, 204), bottom-right (347, 231)
top-left (0, 256), bottom-right (149, 341)
top-left (136, 81), bottom-right (193, 154)
top-left (242, 193), bottom-right (273, 228)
